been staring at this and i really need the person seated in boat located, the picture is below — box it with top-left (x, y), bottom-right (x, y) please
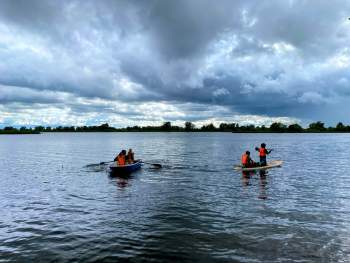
top-left (126, 149), bottom-right (135, 164)
top-left (255, 143), bottom-right (272, 166)
top-left (114, 150), bottom-right (127, 166)
top-left (241, 151), bottom-right (256, 168)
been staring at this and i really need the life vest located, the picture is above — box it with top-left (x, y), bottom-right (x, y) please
top-left (117, 155), bottom-right (126, 166)
top-left (259, 148), bottom-right (266, 157)
top-left (241, 154), bottom-right (249, 165)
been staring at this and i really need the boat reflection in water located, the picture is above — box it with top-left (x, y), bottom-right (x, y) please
top-left (115, 176), bottom-right (132, 189)
top-left (258, 170), bottom-right (268, 200)
top-left (108, 160), bottom-right (143, 189)
top-left (241, 170), bottom-right (268, 200)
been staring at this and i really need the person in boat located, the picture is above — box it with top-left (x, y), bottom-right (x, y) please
top-left (241, 151), bottom-right (256, 168)
top-left (114, 150), bottom-right (127, 166)
top-left (126, 149), bottom-right (135, 164)
top-left (255, 143), bottom-right (272, 166)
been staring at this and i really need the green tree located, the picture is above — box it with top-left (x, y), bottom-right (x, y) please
top-left (161, 122), bottom-right (172, 131)
top-left (219, 123), bottom-right (237, 132)
top-left (185, 122), bottom-right (195, 131)
top-left (201, 123), bottom-right (216, 131)
top-left (335, 122), bottom-right (345, 131)
top-left (270, 122), bottom-right (287, 132)
top-left (308, 121), bottom-right (325, 131)
top-left (34, 126), bottom-right (45, 132)
top-left (288, 123), bottom-right (303, 132)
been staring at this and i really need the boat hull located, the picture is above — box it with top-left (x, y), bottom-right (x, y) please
top-left (234, 160), bottom-right (283, 172)
top-left (109, 160), bottom-right (142, 175)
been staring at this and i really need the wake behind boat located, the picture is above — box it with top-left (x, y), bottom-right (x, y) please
top-left (234, 160), bottom-right (283, 172)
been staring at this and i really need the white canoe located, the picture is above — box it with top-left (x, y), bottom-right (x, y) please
top-left (233, 160), bottom-right (283, 172)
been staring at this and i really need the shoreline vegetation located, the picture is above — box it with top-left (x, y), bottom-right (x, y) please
top-left (1, 121), bottom-right (350, 134)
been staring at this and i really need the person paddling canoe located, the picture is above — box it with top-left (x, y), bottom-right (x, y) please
top-left (255, 143), bottom-right (272, 166)
top-left (241, 151), bottom-right (257, 168)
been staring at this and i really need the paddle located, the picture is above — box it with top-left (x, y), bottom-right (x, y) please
top-left (85, 161), bottom-right (114, 167)
top-left (99, 161), bottom-right (115, 165)
top-left (142, 161), bottom-right (162, 168)
top-left (85, 160), bottom-right (162, 168)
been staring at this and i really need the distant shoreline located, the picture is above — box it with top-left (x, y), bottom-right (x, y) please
top-left (2, 131), bottom-right (350, 135)
top-left (2, 131), bottom-right (350, 134)
top-left (1, 121), bottom-right (349, 134)
top-left (0, 130), bottom-right (40, 135)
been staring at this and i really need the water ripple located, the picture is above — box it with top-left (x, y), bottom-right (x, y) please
top-left (1, 133), bottom-right (350, 262)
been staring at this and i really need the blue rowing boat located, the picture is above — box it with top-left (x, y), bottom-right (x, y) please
top-left (109, 160), bottom-right (142, 175)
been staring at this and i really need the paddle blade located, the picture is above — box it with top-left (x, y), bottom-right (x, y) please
top-left (142, 161), bottom-right (162, 168)
top-left (85, 163), bottom-right (98, 167)
top-left (84, 161), bottom-right (113, 168)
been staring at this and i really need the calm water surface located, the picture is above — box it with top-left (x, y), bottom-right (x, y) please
top-left (1, 132), bottom-right (350, 262)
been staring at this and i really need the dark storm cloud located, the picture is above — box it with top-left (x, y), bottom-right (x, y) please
top-left (1, 0), bottom-right (350, 125)
top-left (250, 1), bottom-right (350, 58)
top-left (0, 0), bottom-right (61, 30)
top-left (143, 0), bottom-right (244, 59)
top-left (0, 85), bottom-right (67, 104)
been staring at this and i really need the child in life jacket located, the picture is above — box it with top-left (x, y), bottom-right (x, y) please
top-left (114, 150), bottom-right (127, 166)
top-left (255, 143), bottom-right (272, 166)
top-left (241, 151), bottom-right (256, 168)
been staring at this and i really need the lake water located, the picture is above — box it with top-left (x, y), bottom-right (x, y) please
top-left (1, 132), bottom-right (350, 262)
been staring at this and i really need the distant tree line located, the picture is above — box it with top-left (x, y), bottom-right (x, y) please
top-left (2, 121), bottom-right (350, 134)
top-left (0, 126), bottom-right (41, 134)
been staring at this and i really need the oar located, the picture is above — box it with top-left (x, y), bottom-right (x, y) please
top-left (85, 160), bottom-right (114, 167)
top-left (86, 160), bottom-right (162, 168)
top-left (142, 161), bottom-right (162, 168)
top-left (99, 161), bottom-right (115, 165)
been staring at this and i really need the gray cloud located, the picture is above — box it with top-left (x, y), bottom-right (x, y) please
top-left (1, 0), bottom-right (350, 126)
top-left (143, 0), bottom-right (244, 59)
top-left (0, 85), bottom-right (66, 104)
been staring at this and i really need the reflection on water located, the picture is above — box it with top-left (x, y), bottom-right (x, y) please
top-left (241, 170), bottom-right (269, 199)
top-left (258, 170), bottom-right (268, 200)
top-left (0, 132), bottom-right (350, 262)
top-left (108, 171), bottom-right (141, 189)
top-left (115, 177), bottom-right (131, 189)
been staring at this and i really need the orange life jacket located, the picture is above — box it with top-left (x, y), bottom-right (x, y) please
top-left (241, 154), bottom-right (249, 165)
top-left (117, 155), bottom-right (126, 166)
top-left (259, 148), bottom-right (266, 157)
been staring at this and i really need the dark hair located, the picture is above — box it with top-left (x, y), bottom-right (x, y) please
top-left (261, 143), bottom-right (266, 148)
top-left (245, 151), bottom-right (250, 155)
top-left (122, 150), bottom-right (127, 154)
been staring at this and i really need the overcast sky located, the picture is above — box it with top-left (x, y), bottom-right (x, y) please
top-left (0, 0), bottom-right (350, 127)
